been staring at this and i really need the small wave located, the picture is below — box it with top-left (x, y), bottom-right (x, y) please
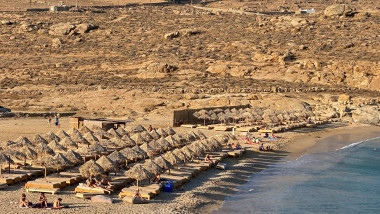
top-left (337, 136), bottom-right (380, 150)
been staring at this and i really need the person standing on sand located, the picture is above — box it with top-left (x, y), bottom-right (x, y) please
top-left (55, 115), bottom-right (59, 127)
top-left (148, 125), bottom-right (153, 132)
top-left (47, 117), bottom-right (51, 127)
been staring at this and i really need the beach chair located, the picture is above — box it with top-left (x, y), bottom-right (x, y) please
top-left (25, 187), bottom-right (60, 195)
top-left (74, 183), bottom-right (106, 194)
top-left (119, 187), bottom-right (152, 200)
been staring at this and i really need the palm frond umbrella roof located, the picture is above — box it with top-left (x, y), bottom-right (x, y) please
top-left (107, 128), bottom-right (122, 139)
top-left (199, 140), bottom-right (217, 151)
top-left (150, 130), bottom-right (161, 140)
top-left (120, 147), bottom-right (141, 159)
top-left (79, 159), bottom-right (104, 178)
top-left (131, 124), bottom-right (147, 133)
top-left (79, 126), bottom-right (94, 134)
top-left (213, 108), bottom-right (224, 113)
top-left (154, 155), bottom-right (172, 169)
top-left (88, 143), bottom-right (107, 154)
top-left (116, 127), bottom-right (129, 136)
top-left (131, 133), bottom-right (148, 145)
top-left (83, 132), bottom-right (99, 143)
top-left (182, 133), bottom-right (195, 142)
top-left (156, 138), bottom-right (172, 151)
top-left (45, 132), bottom-right (61, 142)
top-left (208, 137), bottom-right (223, 148)
top-left (20, 146), bottom-right (38, 159)
top-left (124, 164), bottom-right (154, 181)
top-left (107, 150), bottom-right (126, 163)
top-left (172, 149), bottom-right (190, 162)
top-left (163, 151), bottom-right (182, 165)
top-left (165, 135), bottom-right (181, 147)
top-left (195, 130), bottom-right (207, 139)
top-left (132, 145), bottom-right (147, 158)
top-left (0, 153), bottom-right (14, 164)
top-left (140, 131), bottom-right (154, 142)
top-left (71, 132), bottom-right (90, 145)
top-left (64, 150), bottom-right (83, 164)
top-left (93, 129), bottom-right (108, 139)
top-left (156, 128), bottom-right (169, 138)
top-left (172, 133), bottom-right (187, 144)
top-left (56, 130), bottom-right (71, 139)
top-left (140, 143), bottom-right (155, 155)
top-left (96, 155), bottom-right (116, 172)
top-left (4, 149), bottom-right (26, 160)
top-left (165, 127), bottom-right (176, 136)
top-left (54, 153), bottom-right (73, 168)
top-left (121, 135), bottom-right (137, 147)
top-left (188, 143), bottom-right (205, 155)
top-left (98, 139), bottom-right (118, 149)
top-left (180, 146), bottom-right (196, 158)
top-left (59, 137), bottom-right (77, 149)
top-left (76, 146), bottom-right (95, 156)
top-left (189, 131), bottom-right (201, 140)
top-left (35, 155), bottom-right (58, 167)
top-left (110, 137), bottom-right (128, 148)
top-left (67, 127), bottom-right (82, 136)
top-left (149, 141), bottom-right (161, 151)
top-left (142, 159), bottom-right (163, 175)
top-left (34, 142), bottom-right (55, 156)
top-left (48, 141), bottom-right (67, 153)
top-left (32, 134), bottom-right (48, 145)
top-left (196, 141), bottom-right (210, 151)
top-left (15, 137), bottom-right (33, 147)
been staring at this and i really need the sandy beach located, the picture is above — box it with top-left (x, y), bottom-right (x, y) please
top-left (1, 117), bottom-right (379, 213)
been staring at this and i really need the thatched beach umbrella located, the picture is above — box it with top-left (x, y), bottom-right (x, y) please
top-left (93, 129), bottom-right (108, 140)
top-left (121, 135), bottom-right (137, 147)
top-left (45, 132), bottom-right (61, 143)
top-left (154, 156), bottom-right (172, 170)
top-left (150, 130), bottom-right (161, 140)
top-left (149, 141), bottom-right (161, 152)
top-left (165, 127), bottom-right (176, 136)
top-left (195, 130), bottom-right (207, 140)
top-left (107, 150), bottom-right (126, 164)
top-left (140, 143), bottom-right (155, 157)
top-left (98, 139), bottom-right (118, 149)
top-left (181, 146), bottom-right (196, 159)
top-left (131, 133), bottom-right (148, 146)
top-left (20, 146), bottom-right (38, 160)
top-left (132, 145), bottom-right (147, 158)
top-left (54, 153), bottom-right (73, 175)
top-left (120, 147), bottom-right (141, 162)
top-left (64, 150), bottom-right (83, 165)
top-left (56, 130), bottom-right (71, 140)
top-left (32, 134), bottom-right (48, 145)
top-left (79, 126), bottom-right (94, 134)
top-left (15, 137), bottom-right (33, 148)
top-left (96, 155), bottom-right (117, 173)
top-left (48, 141), bottom-right (67, 153)
top-left (89, 143), bottom-right (107, 155)
top-left (34, 142), bottom-right (55, 157)
top-left (143, 159), bottom-right (163, 175)
top-left (67, 127), bottom-right (82, 136)
top-left (0, 153), bottom-right (14, 175)
top-left (189, 131), bottom-right (201, 140)
top-left (59, 137), bottom-right (78, 150)
top-left (172, 149), bottom-right (190, 164)
top-left (4, 140), bottom-right (17, 147)
top-left (83, 132), bottom-right (99, 144)
top-left (157, 138), bottom-right (172, 151)
top-left (156, 128), bottom-right (169, 138)
top-left (116, 127), bottom-right (129, 136)
top-left (4, 149), bottom-right (26, 162)
top-left (124, 164), bottom-right (154, 191)
top-left (35, 156), bottom-right (58, 180)
top-left (172, 133), bottom-right (187, 144)
top-left (165, 136), bottom-right (181, 148)
top-left (141, 131), bottom-right (154, 142)
top-left (71, 132), bottom-right (90, 145)
top-left (131, 125), bottom-right (147, 133)
top-left (193, 109), bottom-right (209, 126)
top-left (163, 151), bottom-right (182, 166)
top-left (108, 128), bottom-right (122, 139)
top-left (79, 159), bottom-right (104, 178)
top-left (182, 133), bottom-right (196, 142)
top-left (188, 143), bottom-right (205, 156)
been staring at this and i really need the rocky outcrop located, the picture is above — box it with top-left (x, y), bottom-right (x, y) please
top-left (324, 4), bottom-right (353, 17)
top-left (351, 106), bottom-right (380, 125)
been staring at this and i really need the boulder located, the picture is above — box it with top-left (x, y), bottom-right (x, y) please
top-left (207, 64), bottom-right (229, 74)
top-left (324, 4), bottom-right (351, 17)
top-left (338, 94), bottom-right (351, 104)
top-left (49, 23), bottom-right (76, 36)
top-left (76, 23), bottom-right (98, 34)
top-left (164, 31), bottom-right (179, 40)
top-left (351, 106), bottom-right (380, 125)
top-left (52, 38), bottom-right (62, 48)
top-left (147, 63), bottom-right (176, 73)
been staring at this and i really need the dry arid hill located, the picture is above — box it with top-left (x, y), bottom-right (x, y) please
top-left (0, 0), bottom-right (379, 124)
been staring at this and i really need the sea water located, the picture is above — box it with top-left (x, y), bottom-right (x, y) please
top-left (215, 135), bottom-right (380, 214)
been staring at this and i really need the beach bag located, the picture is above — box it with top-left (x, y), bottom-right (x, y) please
top-left (91, 195), bottom-right (113, 204)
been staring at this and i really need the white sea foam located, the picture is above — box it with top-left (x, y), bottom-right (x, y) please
top-left (337, 136), bottom-right (380, 150)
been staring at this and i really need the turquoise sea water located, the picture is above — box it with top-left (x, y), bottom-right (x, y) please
top-left (215, 135), bottom-right (380, 214)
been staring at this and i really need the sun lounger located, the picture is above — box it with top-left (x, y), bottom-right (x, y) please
top-left (216, 163), bottom-right (226, 170)
top-left (37, 177), bottom-right (72, 186)
top-left (58, 172), bottom-right (83, 182)
top-left (180, 124), bottom-right (197, 128)
top-left (0, 177), bottom-right (14, 185)
top-left (74, 183), bottom-right (106, 194)
top-left (128, 184), bottom-right (161, 196)
top-left (25, 180), bottom-right (61, 189)
top-left (25, 187), bottom-right (60, 195)
top-left (236, 127), bottom-right (256, 132)
top-left (160, 174), bottom-right (187, 187)
top-left (119, 187), bottom-right (152, 200)
top-left (196, 126), bottom-right (211, 130)
top-left (176, 167), bottom-right (200, 177)
top-left (75, 192), bottom-right (103, 200)
top-left (213, 126), bottom-right (234, 131)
